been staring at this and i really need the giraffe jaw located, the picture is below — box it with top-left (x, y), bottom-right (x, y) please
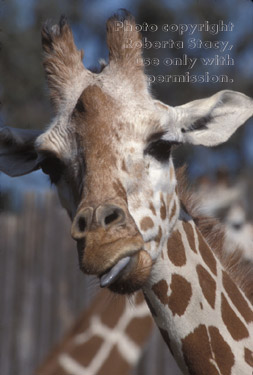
top-left (100, 250), bottom-right (153, 294)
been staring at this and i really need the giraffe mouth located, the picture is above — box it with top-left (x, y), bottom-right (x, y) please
top-left (79, 232), bottom-right (152, 293)
top-left (100, 256), bottom-right (131, 287)
top-left (99, 250), bottom-right (153, 294)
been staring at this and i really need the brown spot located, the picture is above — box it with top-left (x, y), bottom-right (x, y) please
top-left (182, 325), bottom-right (219, 375)
top-left (100, 297), bottom-right (126, 329)
top-left (160, 193), bottom-right (166, 220)
top-left (149, 202), bottom-right (156, 216)
top-left (167, 230), bottom-right (186, 267)
top-left (140, 217), bottom-right (154, 231)
top-left (200, 302), bottom-right (203, 310)
top-left (222, 271), bottom-right (253, 324)
top-left (209, 326), bottom-right (235, 375)
top-left (169, 200), bottom-right (177, 221)
top-left (197, 230), bottom-right (217, 276)
top-left (121, 159), bottom-right (127, 172)
top-left (112, 180), bottom-right (127, 202)
top-left (168, 274), bottom-right (192, 316)
top-left (155, 226), bottom-right (162, 245)
top-left (221, 293), bottom-right (249, 341)
top-left (196, 264), bottom-right (216, 309)
top-left (245, 347), bottom-right (253, 367)
top-left (152, 279), bottom-right (170, 306)
top-left (71, 335), bottom-right (103, 366)
top-left (135, 290), bottom-right (145, 305)
top-left (126, 316), bottom-right (153, 345)
top-left (159, 328), bottom-right (174, 356)
top-left (182, 221), bottom-right (197, 253)
top-left (98, 345), bottom-right (130, 374)
top-left (144, 294), bottom-right (157, 317)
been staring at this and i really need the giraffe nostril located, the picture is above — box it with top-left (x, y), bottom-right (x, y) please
top-left (96, 204), bottom-right (126, 228)
top-left (78, 217), bottom-right (87, 232)
top-left (71, 207), bottom-right (93, 240)
top-left (104, 209), bottom-right (121, 226)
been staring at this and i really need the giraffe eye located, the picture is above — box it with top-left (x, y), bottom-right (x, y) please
top-left (40, 154), bottom-right (65, 184)
top-left (144, 139), bottom-right (173, 163)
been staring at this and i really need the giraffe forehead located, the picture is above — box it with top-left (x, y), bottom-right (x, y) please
top-left (37, 75), bottom-right (172, 158)
top-left (75, 84), bottom-right (163, 137)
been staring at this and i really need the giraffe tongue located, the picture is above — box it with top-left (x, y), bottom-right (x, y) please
top-left (100, 257), bottom-right (131, 288)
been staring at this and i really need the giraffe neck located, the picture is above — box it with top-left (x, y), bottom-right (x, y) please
top-left (143, 213), bottom-right (253, 375)
top-left (36, 290), bottom-right (153, 375)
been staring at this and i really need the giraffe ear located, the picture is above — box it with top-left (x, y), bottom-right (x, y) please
top-left (0, 126), bottom-right (42, 177)
top-left (173, 90), bottom-right (253, 147)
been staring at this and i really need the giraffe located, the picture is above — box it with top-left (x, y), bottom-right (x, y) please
top-left (195, 171), bottom-right (253, 261)
top-left (36, 290), bottom-right (155, 375)
top-left (36, 174), bottom-right (253, 375)
top-left (36, 178), bottom-right (253, 375)
top-left (224, 202), bottom-right (253, 261)
top-left (1, 13), bottom-right (253, 374)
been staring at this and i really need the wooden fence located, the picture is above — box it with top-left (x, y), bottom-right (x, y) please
top-left (0, 191), bottom-right (181, 375)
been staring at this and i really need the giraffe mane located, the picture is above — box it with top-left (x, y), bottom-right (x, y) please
top-left (176, 165), bottom-right (253, 305)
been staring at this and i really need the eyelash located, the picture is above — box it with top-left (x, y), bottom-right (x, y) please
top-left (40, 156), bottom-right (65, 184)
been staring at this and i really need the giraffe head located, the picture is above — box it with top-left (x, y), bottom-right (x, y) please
top-left (1, 14), bottom-right (252, 294)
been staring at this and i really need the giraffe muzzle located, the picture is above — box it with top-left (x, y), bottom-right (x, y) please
top-left (105, 250), bottom-right (153, 294)
top-left (99, 249), bottom-right (153, 293)
top-left (71, 203), bottom-right (127, 240)
top-left (100, 256), bottom-right (131, 287)
top-left (71, 201), bottom-right (153, 293)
